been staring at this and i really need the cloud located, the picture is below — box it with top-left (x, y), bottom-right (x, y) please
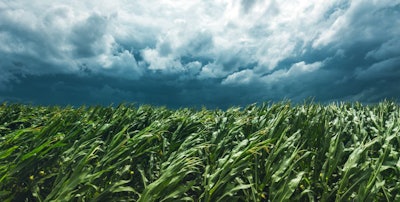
top-left (365, 39), bottom-right (400, 60)
top-left (313, 0), bottom-right (400, 49)
top-left (0, 71), bottom-right (15, 91)
top-left (198, 62), bottom-right (229, 79)
top-left (261, 61), bottom-right (323, 84)
top-left (0, 0), bottom-right (399, 107)
top-left (356, 57), bottom-right (400, 80)
top-left (69, 13), bottom-right (111, 58)
top-left (222, 69), bottom-right (258, 85)
top-left (141, 48), bottom-right (183, 72)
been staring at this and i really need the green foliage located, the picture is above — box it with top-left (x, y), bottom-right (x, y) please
top-left (0, 101), bottom-right (400, 201)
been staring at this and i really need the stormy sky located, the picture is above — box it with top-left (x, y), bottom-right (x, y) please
top-left (1, 0), bottom-right (399, 108)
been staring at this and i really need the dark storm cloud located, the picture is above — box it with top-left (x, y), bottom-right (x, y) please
top-left (0, 0), bottom-right (400, 108)
top-left (356, 57), bottom-right (400, 80)
top-left (0, 73), bottom-right (266, 109)
top-left (70, 13), bottom-right (109, 58)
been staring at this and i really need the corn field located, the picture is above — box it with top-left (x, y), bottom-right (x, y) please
top-left (0, 101), bottom-right (399, 201)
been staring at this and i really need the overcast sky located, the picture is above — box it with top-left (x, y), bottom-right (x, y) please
top-left (1, 0), bottom-right (399, 108)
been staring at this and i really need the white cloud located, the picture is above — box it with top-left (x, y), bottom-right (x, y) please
top-left (313, 0), bottom-right (400, 49)
top-left (100, 50), bottom-right (143, 79)
top-left (222, 61), bottom-right (323, 86)
top-left (222, 69), bottom-right (258, 85)
top-left (261, 61), bottom-right (323, 83)
top-left (141, 48), bottom-right (183, 73)
top-left (198, 62), bottom-right (229, 79)
top-left (1, 0), bottom-right (389, 77)
top-left (180, 61), bottom-right (202, 79)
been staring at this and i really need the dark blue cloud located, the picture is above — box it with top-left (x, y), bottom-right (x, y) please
top-left (0, 1), bottom-right (399, 108)
top-left (70, 13), bottom-right (109, 58)
top-left (0, 73), bottom-right (269, 109)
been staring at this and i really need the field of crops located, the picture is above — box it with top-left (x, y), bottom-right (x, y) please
top-left (0, 101), bottom-right (399, 201)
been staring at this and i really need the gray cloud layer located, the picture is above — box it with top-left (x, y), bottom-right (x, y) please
top-left (1, 0), bottom-right (400, 107)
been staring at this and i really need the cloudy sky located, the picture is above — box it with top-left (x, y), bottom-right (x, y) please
top-left (1, 0), bottom-right (399, 108)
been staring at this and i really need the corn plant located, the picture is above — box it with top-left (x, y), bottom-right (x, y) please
top-left (0, 101), bottom-right (399, 201)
